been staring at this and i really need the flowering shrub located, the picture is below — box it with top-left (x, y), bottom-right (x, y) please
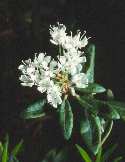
top-left (18, 23), bottom-right (125, 156)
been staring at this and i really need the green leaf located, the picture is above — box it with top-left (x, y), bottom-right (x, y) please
top-left (0, 142), bottom-right (3, 154)
top-left (11, 139), bottom-right (23, 157)
top-left (114, 156), bottom-right (123, 162)
top-left (76, 96), bottom-right (103, 115)
top-left (42, 149), bottom-right (57, 162)
top-left (101, 144), bottom-right (117, 162)
top-left (76, 144), bottom-right (92, 162)
top-left (42, 149), bottom-right (67, 162)
top-left (54, 149), bottom-right (68, 162)
top-left (2, 135), bottom-right (9, 162)
top-left (80, 111), bottom-right (93, 148)
top-left (86, 44), bottom-right (95, 83)
top-left (107, 101), bottom-right (125, 120)
top-left (80, 112), bottom-right (103, 155)
top-left (59, 99), bottom-right (73, 140)
top-left (91, 116), bottom-right (102, 155)
top-left (76, 83), bottom-right (106, 94)
top-left (22, 99), bottom-right (46, 119)
top-left (107, 107), bottom-right (120, 120)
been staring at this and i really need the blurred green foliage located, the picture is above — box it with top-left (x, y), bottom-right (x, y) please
top-left (0, 135), bottom-right (23, 162)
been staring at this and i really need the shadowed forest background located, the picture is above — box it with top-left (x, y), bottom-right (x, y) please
top-left (0, 0), bottom-right (125, 161)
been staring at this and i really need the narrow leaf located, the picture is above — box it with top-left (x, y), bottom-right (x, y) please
top-left (11, 139), bottom-right (23, 157)
top-left (59, 100), bottom-right (73, 140)
top-left (2, 135), bottom-right (9, 162)
top-left (86, 44), bottom-right (95, 83)
top-left (76, 144), bottom-right (92, 162)
top-left (76, 83), bottom-right (106, 94)
top-left (0, 142), bottom-right (3, 154)
top-left (91, 116), bottom-right (102, 155)
top-left (80, 111), bottom-right (92, 148)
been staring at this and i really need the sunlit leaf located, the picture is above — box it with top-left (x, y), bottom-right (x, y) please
top-left (2, 134), bottom-right (9, 162)
top-left (76, 144), bottom-right (92, 162)
top-left (76, 83), bottom-right (106, 94)
top-left (11, 139), bottom-right (23, 157)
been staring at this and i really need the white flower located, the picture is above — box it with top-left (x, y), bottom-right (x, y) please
top-left (34, 53), bottom-right (51, 69)
top-left (19, 22), bottom-right (90, 108)
top-left (63, 31), bottom-right (88, 50)
top-left (37, 78), bottom-right (51, 93)
top-left (47, 81), bottom-right (62, 108)
top-left (19, 75), bottom-right (34, 87)
top-left (18, 53), bottom-right (55, 86)
top-left (57, 49), bottom-right (86, 75)
top-left (72, 73), bottom-right (88, 88)
top-left (18, 59), bottom-right (38, 86)
top-left (49, 22), bottom-right (67, 46)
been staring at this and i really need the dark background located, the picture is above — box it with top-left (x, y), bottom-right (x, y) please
top-left (0, 0), bottom-right (125, 161)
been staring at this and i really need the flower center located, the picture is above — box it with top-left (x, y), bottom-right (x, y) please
top-left (55, 72), bottom-right (70, 94)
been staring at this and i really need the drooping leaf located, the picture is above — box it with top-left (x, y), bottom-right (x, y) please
top-left (2, 135), bottom-right (9, 162)
top-left (106, 101), bottom-right (125, 120)
top-left (59, 99), bottom-right (73, 140)
top-left (101, 144), bottom-right (117, 162)
top-left (76, 144), bottom-right (92, 162)
top-left (22, 99), bottom-right (46, 119)
top-left (76, 83), bottom-right (106, 94)
top-left (80, 111), bottom-right (103, 155)
top-left (86, 44), bottom-right (95, 83)
top-left (11, 139), bottom-right (23, 157)
top-left (80, 111), bottom-right (93, 148)
top-left (91, 116), bottom-right (102, 155)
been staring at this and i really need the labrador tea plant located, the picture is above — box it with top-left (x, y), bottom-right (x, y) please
top-left (18, 23), bottom-right (125, 158)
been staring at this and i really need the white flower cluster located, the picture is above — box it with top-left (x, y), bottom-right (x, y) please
top-left (19, 23), bottom-right (89, 108)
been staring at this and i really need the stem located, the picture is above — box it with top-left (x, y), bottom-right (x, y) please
top-left (101, 120), bottom-right (113, 146)
top-left (59, 45), bottom-right (62, 56)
